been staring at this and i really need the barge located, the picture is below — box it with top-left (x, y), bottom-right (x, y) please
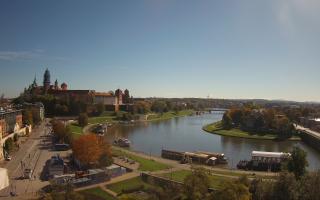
top-left (161, 149), bottom-right (228, 166)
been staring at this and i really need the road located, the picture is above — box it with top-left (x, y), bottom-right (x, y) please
top-left (0, 119), bottom-right (63, 200)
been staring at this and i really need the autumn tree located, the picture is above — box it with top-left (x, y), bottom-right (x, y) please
top-left (229, 109), bottom-right (243, 126)
top-left (72, 134), bottom-right (111, 168)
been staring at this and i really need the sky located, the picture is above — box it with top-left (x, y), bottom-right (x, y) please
top-left (0, 0), bottom-right (319, 102)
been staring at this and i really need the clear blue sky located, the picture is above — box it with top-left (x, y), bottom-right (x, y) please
top-left (0, 0), bottom-right (319, 101)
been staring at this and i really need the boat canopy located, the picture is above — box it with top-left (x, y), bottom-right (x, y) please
top-left (252, 151), bottom-right (290, 158)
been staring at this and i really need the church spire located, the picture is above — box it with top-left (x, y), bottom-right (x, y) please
top-left (43, 68), bottom-right (51, 93)
top-left (32, 75), bottom-right (38, 87)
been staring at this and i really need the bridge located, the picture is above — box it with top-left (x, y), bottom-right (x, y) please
top-left (295, 124), bottom-right (320, 151)
top-left (206, 108), bottom-right (229, 112)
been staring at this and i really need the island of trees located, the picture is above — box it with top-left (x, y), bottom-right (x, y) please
top-left (204, 107), bottom-right (299, 140)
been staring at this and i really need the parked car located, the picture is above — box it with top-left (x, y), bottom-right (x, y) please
top-left (5, 155), bottom-right (12, 161)
top-left (24, 168), bottom-right (33, 179)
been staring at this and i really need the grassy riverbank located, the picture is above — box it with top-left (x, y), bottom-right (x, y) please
top-left (112, 148), bottom-right (171, 172)
top-left (68, 110), bottom-right (193, 137)
top-left (146, 110), bottom-right (194, 122)
top-left (203, 121), bottom-right (301, 141)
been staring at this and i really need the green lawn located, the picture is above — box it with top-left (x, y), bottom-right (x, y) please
top-left (88, 116), bottom-right (116, 124)
top-left (68, 123), bottom-right (83, 136)
top-left (203, 121), bottom-right (301, 141)
top-left (159, 170), bottom-right (231, 189)
top-left (80, 187), bottom-right (117, 200)
top-left (107, 177), bottom-right (152, 194)
top-left (147, 110), bottom-right (193, 121)
top-left (112, 148), bottom-right (171, 172)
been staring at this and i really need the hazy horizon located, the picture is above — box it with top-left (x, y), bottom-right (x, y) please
top-left (1, 1), bottom-right (320, 102)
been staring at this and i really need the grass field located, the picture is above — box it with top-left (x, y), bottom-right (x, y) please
top-left (88, 116), bottom-right (116, 124)
top-left (68, 123), bottom-right (83, 135)
top-left (80, 187), bottom-right (117, 200)
top-left (203, 121), bottom-right (301, 141)
top-left (147, 110), bottom-right (193, 121)
top-left (158, 170), bottom-right (231, 189)
top-left (112, 148), bottom-right (171, 172)
top-left (107, 177), bottom-right (152, 194)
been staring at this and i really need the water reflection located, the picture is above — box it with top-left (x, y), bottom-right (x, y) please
top-left (106, 112), bottom-right (320, 171)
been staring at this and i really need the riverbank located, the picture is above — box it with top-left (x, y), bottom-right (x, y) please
top-left (203, 121), bottom-right (301, 141)
top-left (146, 110), bottom-right (194, 122)
top-left (67, 110), bottom-right (194, 137)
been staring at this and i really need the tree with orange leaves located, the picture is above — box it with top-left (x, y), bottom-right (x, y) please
top-left (72, 134), bottom-right (109, 167)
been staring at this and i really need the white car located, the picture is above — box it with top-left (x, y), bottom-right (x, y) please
top-left (5, 156), bottom-right (12, 161)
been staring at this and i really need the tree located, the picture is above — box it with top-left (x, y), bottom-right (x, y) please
top-left (52, 120), bottom-right (70, 143)
top-left (287, 146), bottom-right (309, 179)
top-left (182, 167), bottom-right (210, 200)
top-left (4, 138), bottom-right (14, 153)
top-left (72, 134), bottom-right (105, 167)
top-left (271, 172), bottom-right (298, 200)
top-left (42, 182), bottom-right (84, 200)
top-left (229, 109), bottom-right (243, 126)
top-left (133, 101), bottom-right (151, 114)
top-left (298, 170), bottom-right (320, 200)
top-left (32, 108), bottom-right (41, 125)
top-left (78, 113), bottom-right (88, 127)
top-left (151, 100), bottom-right (168, 113)
top-left (96, 103), bottom-right (105, 115)
top-left (214, 177), bottom-right (251, 200)
top-left (222, 112), bottom-right (233, 129)
top-left (23, 110), bottom-right (33, 126)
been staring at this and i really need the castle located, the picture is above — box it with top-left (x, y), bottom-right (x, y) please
top-left (31, 69), bottom-right (132, 112)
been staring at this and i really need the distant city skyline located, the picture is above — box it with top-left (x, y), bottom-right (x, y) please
top-left (0, 1), bottom-right (320, 102)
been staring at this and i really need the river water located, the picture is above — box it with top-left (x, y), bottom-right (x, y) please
top-left (106, 112), bottom-right (320, 171)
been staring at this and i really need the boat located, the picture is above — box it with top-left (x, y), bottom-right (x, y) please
top-left (114, 138), bottom-right (131, 147)
top-left (237, 151), bottom-right (291, 172)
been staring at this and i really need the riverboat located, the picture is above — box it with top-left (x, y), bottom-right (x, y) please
top-left (114, 138), bottom-right (131, 147)
top-left (237, 151), bottom-right (291, 172)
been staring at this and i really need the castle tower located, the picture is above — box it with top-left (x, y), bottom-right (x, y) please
top-left (54, 79), bottom-right (59, 90)
top-left (43, 68), bottom-right (51, 93)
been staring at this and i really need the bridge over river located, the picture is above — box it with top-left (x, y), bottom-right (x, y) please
top-left (206, 108), bottom-right (229, 112)
top-left (295, 124), bottom-right (320, 152)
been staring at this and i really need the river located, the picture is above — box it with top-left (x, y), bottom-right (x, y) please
top-left (106, 112), bottom-right (320, 171)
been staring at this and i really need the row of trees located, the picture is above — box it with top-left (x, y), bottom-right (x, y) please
top-left (132, 100), bottom-right (188, 115)
top-left (23, 108), bottom-right (42, 126)
top-left (222, 108), bottom-right (294, 137)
